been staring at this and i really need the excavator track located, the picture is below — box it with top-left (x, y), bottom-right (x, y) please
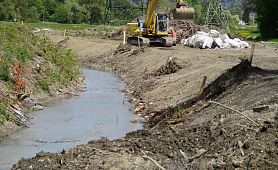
top-left (127, 36), bottom-right (150, 46)
top-left (127, 36), bottom-right (174, 47)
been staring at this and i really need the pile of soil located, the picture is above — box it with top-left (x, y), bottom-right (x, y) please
top-left (67, 28), bottom-right (123, 40)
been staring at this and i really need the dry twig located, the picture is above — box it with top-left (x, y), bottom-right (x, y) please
top-left (208, 101), bottom-right (260, 127)
top-left (141, 151), bottom-right (166, 170)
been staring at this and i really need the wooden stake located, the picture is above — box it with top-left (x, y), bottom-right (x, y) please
top-left (64, 29), bottom-right (67, 38)
top-left (123, 29), bottom-right (126, 45)
top-left (198, 76), bottom-right (207, 96)
top-left (249, 44), bottom-right (256, 64)
top-left (138, 35), bottom-right (141, 48)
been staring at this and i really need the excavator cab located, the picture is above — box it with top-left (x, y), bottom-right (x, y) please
top-left (157, 13), bottom-right (168, 33)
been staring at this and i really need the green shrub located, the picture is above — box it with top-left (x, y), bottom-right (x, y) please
top-left (35, 77), bottom-right (50, 92)
top-left (0, 59), bottom-right (12, 82)
top-left (0, 102), bottom-right (11, 125)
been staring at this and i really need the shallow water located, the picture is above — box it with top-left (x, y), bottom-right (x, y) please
top-left (0, 69), bottom-right (141, 170)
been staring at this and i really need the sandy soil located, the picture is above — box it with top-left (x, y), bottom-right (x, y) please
top-left (13, 37), bottom-right (278, 169)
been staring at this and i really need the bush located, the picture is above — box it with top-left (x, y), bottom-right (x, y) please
top-left (0, 59), bottom-right (12, 82)
top-left (0, 102), bottom-right (11, 125)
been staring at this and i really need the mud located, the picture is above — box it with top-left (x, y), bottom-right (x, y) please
top-left (13, 37), bottom-right (278, 169)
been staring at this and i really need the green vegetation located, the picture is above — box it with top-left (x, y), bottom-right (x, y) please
top-left (0, 101), bottom-right (11, 125)
top-left (0, 24), bottom-right (80, 92)
top-left (0, 0), bottom-right (140, 25)
top-left (229, 26), bottom-right (278, 45)
top-left (252, 0), bottom-right (278, 38)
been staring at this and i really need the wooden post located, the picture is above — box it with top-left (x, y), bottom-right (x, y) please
top-left (198, 76), bottom-right (207, 96)
top-left (138, 35), bottom-right (141, 48)
top-left (64, 29), bottom-right (67, 39)
top-left (249, 44), bottom-right (256, 65)
top-left (123, 29), bottom-right (126, 45)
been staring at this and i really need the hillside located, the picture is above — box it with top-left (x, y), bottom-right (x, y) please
top-left (0, 24), bottom-right (81, 140)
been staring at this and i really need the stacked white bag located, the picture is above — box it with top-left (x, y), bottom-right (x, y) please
top-left (183, 30), bottom-right (250, 49)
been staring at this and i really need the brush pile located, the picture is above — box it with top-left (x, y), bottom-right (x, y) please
top-left (153, 57), bottom-right (182, 76)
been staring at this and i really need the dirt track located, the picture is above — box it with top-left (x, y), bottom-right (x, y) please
top-left (13, 37), bottom-right (278, 169)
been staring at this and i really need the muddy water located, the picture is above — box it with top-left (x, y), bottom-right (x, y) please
top-left (0, 69), bottom-right (141, 170)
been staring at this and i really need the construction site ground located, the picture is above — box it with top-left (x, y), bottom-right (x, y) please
top-left (13, 36), bottom-right (278, 169)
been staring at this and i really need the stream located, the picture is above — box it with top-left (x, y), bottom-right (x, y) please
top-left (0, 69), bottom-right (141, 170)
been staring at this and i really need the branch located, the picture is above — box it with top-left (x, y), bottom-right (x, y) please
top-left (141, 151), bottom-right (166, 170)
top-left (208, 101), bottom-right (260, 127)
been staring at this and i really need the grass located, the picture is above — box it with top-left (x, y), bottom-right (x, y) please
top-left (0, 23), bottom-right (80, 92)
top-left (0, 21), bottom-right (122, 31)
top-left (0, 102), bottom-right (11, 125)
top-left (229, 26), bottom-right (278, 46)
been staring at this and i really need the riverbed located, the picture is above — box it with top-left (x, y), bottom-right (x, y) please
top-left (0, 69), bottom-right (141, 170)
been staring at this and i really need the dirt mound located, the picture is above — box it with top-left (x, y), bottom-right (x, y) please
top-left (202, 59), bottom-right (253, 98)
top-left (148, 60), bottom-right (263, 127)
top-left (66, 27), bottom-right (123, 40)
top-left (153, 57), bottom-right (182, 76)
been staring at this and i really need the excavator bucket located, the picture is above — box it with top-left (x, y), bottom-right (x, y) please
top-left (173, 6), bottom-right (195, 20)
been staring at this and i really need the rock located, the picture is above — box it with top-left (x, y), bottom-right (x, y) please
top-left (62, 148), bottom-right (70, 154)
top-left (32, 105), bottom-right (44, 111)
top-left (232, 160), bottom-right (243, 168)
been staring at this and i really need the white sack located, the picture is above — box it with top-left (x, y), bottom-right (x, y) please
top-left (223, 42), bottom-right (231, 49)
top-left (214, 38), bottom-right (223, 48)
top-left (234, 38), bottom-right (241, 42)
top-left (227, 39), bottom-right (241, 48)
top-left (194, 32), bottom-right (207, 48)
top-left (240, 41), bottom-right (250, 48)
top-left (186, 35), bottom-right (196, 47)
top-left (202, 36), bottom-right (214, 49)
top-left (220, 34), bottom-right (230, 42)
top-left (209, 30), bottom-right (220, 38)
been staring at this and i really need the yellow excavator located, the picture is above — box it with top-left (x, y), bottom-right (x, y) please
top-left (126, 0), bottom-right (195, 47)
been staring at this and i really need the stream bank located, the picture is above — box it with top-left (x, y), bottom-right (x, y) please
top-left (0, 69), bottom-right (141, 170)
top-left (13, 37), bottom-right (278, 169)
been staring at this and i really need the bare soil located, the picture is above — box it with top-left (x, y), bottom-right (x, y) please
top-left (13, 37), bottom-right (278, 169)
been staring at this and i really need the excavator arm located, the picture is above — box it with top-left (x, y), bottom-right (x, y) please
top-left (145, 0), bottom-right (159, 34)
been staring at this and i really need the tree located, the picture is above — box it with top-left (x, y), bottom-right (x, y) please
top-left (27, 6), bottom-right (40, 22)
top-left (52, 4), bottom-right (71, 23)
top-left (252, 0), bottom-right (278, 37)
top-left (43, 0), bottom-right (58, 22)
top-left (16, 0), bottom-right (29, 21)
top-left (79, 0), bottom-right (105, 24)
top-left (28, 0), bottom-right (44, 21)
top-left (0, 0), bottom-right (16, 21)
